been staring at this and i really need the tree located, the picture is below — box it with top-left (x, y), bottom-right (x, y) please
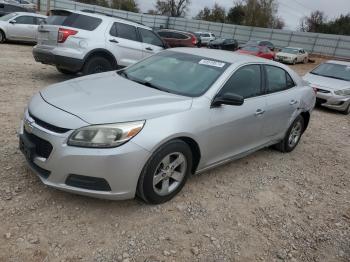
top-left (243, 0), bottom-right (279, 28)
top-left (226, 4), bottom-right (245, 25)
top-left (110, 0), bottom-right (139, 12)
top-left (299, 10), bottom-right (327, 32)
top-left (153, 0), bottom-right (191, 17)
top-left (195, 3), bottom-right (226, 23)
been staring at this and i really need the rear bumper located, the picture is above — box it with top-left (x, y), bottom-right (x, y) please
top-left (33, 47), bottom-right (84, 72)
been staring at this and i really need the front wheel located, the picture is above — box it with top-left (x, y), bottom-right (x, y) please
top-left (137, 139), bottom-right (193, 204)
top-left (275, 115), bottom-right (304, 153)
top-left (342, 104), bottom-right (350, 115)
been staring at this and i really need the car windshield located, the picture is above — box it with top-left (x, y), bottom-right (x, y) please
top-left (281, 48), bottom-right (298, 54)
top-left (311, 63), bottom-right (350, 81)
top-left (0, 13), bottom-right (17, 21)
top-left (242, 46), bottom-right (259, 52)
top-left (120, 51), bottom-right (230, 97)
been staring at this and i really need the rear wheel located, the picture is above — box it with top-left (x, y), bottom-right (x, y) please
top-left (303, 57), bottom-right (308, 64)
top-left (0, 30), bottom-right (5, 43)
top-left (82, 56), bottom-right (113, 75)
top-left (275, 115), bottom-right (304, 153)
top-left (137, 139), bottom-right (193, 204)
top-left (56, 66), bottom-right (78, 75)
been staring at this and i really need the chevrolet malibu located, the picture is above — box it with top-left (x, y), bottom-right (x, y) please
top-left (19, 48), bottom-right (315, 204)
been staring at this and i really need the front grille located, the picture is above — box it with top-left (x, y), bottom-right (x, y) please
top-left (316, 88), bottom-right (331, 94)
top-left (24, 130), bottom-right (53, 159)
top-left (29, 112), bottom-right (71, 133)
top-left (316, 98), bottom-right (328, 105)
top-left (65, 174), bottom-right (112, 191)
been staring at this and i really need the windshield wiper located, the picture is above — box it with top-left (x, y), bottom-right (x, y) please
top-left (118, 70), bottom-right (129, 79)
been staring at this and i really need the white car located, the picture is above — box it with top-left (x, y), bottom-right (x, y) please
top-left (0, 12), bottom-right (46, 43)
top-left (195, 31), bottom-right (215, 45)
top-left (33, 9), bottom-right (166, 75)
top-left (303, 60), bottom-right (350, 114)
top-left (15, 0), bottom-right (36, 10)
top-left (276, 47), bottom-right (309, 65)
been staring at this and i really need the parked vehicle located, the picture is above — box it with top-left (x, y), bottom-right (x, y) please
top-left (0, 12), bottom-right (46, 43)
top-left (303, 60), bottom-right (350, 114)
top-left (157, 29), bottom-right (199, 47)
top-left (0, 2), bottom-right (30, 16)
top-left (236, 45), bottom-right (275, 60)
top-left (276, 47), bottom-right (308, 65)
top-left (207, 38), bottom-right (238, 51)
top-left (33, 9), bottom-right (166, 75)
top-left (195, 31), bottom-right (215, 45)
top-left (20, 48), bottom-right (315, 204)
top-left (14, 0), bottom-right (36, 11)
top-left (240, 40), bottom-right (275, 51)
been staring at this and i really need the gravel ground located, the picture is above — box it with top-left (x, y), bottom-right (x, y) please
top-left (0, 43), bottom-right (349, 262)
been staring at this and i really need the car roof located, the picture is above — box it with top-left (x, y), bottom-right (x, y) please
top-left (14, 12), bottom-right (47, 18)
top-left (51, 9), bottom-right (152, 30)
top-left (284, 47), bottom-right (303, 50)
top-left (325, 60), bottom-right (350, 66)
top-left (171, 47), bottom-right (276, 64)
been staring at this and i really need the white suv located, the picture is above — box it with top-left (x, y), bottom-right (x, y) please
top-left (195, 31), bottom-right (215, 45)
top-left (33, 9), bottom-right (166, 75)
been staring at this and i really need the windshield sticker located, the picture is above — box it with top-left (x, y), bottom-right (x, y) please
top-left (199, 59), bottom-right (226, 68)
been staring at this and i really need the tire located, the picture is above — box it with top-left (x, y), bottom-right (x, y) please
top-left (82, 56), bottom-right (113, 75)
top-left (292, 58), bottom-right (297, 65)
top-left (342, 104), bottom-right (350, 115)
top-left (56, 66), bottom-right (78, 75)
top-left (303, 57), bottom-right (308, 64)
top-left (137, 139), bottom-right (193, 204)
top-left (275, 115), bottom-right (305, 153)
top-left (0, 30), bottom-right (5, 44)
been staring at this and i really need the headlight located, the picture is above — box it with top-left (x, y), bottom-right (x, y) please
top-left (334, 88), bottom-right (350, 96)
top-left (67, 121), bottom-right (145, 148)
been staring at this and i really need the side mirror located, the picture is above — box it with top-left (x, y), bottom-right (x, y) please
top-left (212, 92), bottom-right (244, 107)
top-left (9, 20), bottom-right (16, 24)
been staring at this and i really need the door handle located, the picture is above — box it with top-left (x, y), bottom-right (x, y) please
top-left (145, 47), bottom-right (153, 51)
top-left (255, 109), bottom-right (265, 116)
top-left (290, 100), bottom-right (298, 105)
top-left (109, 39), bottom-right (119, 44)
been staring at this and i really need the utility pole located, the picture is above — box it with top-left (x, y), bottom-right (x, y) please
top-left (46, 0), bottom-right (51, 16)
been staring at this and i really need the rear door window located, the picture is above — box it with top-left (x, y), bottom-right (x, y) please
top-left (265, 65), bottom-right (295, 93)
top-left (139, 28), bottom-right (163, 47)
top-left (110, 22), bottom-right (139, 42)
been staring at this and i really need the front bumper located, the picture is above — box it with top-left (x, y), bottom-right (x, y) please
top-left (316, 92), bottom-right (350, 112)
top-left (19, 110), bottom-right (151, 200)
top-left (33, 46), bottom-right (84, 72)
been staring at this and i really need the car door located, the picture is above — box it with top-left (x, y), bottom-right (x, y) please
top-left (138, 27), bottom-right (164, 58)
top-left (7, 15), bottom-right (37, 41)
top-left (207, 64), bottom-right (267, 165)
top-left (107, 22), bottom-right (143, 67)
top-left (261, 65), bottom-right (300, 139)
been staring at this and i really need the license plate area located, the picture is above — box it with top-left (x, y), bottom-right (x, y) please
top-left (19, 134), bottom-right (35, 161)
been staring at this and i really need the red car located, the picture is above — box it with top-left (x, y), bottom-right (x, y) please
top-left (157, 29), bottom-right (199, 48)
top-left (236, 45), bottom-right (275, 60)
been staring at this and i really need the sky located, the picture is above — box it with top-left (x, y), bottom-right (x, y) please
top-left (138, 0), bottom-right (350, 30)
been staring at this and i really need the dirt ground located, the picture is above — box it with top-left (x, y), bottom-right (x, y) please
top-left (0, 43), bottom-right (349, 262)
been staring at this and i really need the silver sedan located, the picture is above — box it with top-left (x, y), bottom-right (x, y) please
top-left (0, 12), bottom-right (47, 43)
top-left (303, 60), bottom-right (350, 114)
top-left (19, 48), bottom-right (316, 204)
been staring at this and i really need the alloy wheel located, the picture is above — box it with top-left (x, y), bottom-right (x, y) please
top-left (288, 120), bottom-right (302, 148)
top-left (153, 152), bottom-right (187, 196)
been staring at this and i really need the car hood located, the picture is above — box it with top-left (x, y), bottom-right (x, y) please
top-left (276, 52), bottom-right (297, 58)
top-left (303, 73), bottom-right (350, 91)
top-left (40, 71), bottom-right (193, 125)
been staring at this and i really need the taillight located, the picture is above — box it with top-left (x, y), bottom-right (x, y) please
top-left (58, 28), bottom-right (78, 43)
top-left (191, 35), bottom-right (197, 45)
